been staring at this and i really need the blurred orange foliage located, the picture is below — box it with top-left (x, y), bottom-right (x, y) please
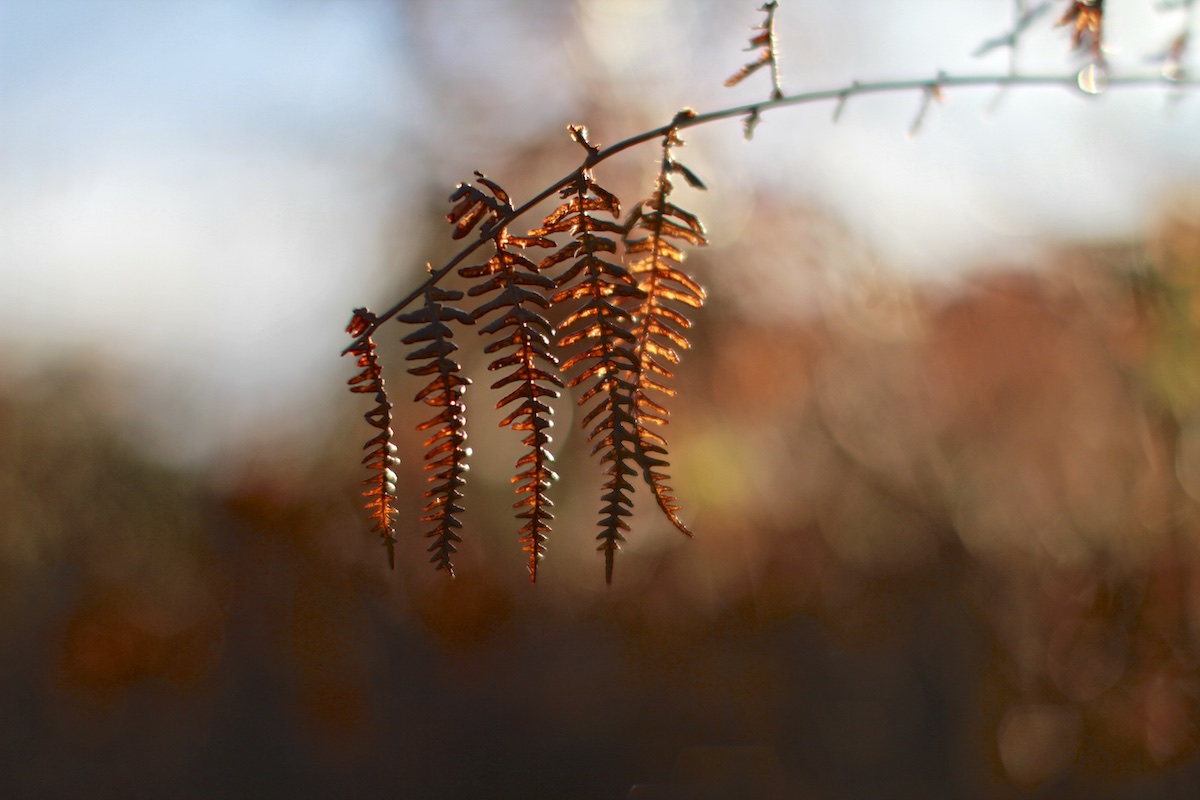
top-left (4, 201), bottom-right (1200, 798)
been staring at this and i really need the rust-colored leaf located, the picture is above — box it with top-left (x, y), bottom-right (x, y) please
top-left (399, 288), bottom-right (474, 576)
top-left (1059, 0), bottom-right (1104, 60)
top-left (344, 308), bottom-right (400, 567)
top-left (447, 171), bottom-right (514, 240)
top-left (460, 221), bottom-right (561, 580)
top-left (536, 137), bottom-right (649, 583)
top-left (620, 130), bottom-right (712, 538)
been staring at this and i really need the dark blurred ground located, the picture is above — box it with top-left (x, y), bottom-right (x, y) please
top-left (4, 208), bottom-right (1200, 799)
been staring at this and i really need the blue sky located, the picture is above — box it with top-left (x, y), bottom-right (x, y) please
top-left (2, 0), bottom-right (1198, 464)
top-left (1, 0), bottom-right (418, 462)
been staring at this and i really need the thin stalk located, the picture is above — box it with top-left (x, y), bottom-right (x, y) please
top-left (345, 70), bottom-right (1200, 353)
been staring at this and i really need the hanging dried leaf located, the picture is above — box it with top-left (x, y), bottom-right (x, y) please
top-left (345, 308), bottom-right (400, 567)
top-left (447, 171), bottom-right (515, 240)
top-left (461, 216), bottom-right (562, 581)
top-left (537, 132), bottom-right (645, 583)
top-left (623, 129), bottom-right (709, 538)
top-left (398, 287), bottom-right (474, 576)
top-left (1059, 0), bottom-right (1104, 60)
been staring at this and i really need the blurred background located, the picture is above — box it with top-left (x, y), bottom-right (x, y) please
top-left (4, 0), bottom-right (1200, 797)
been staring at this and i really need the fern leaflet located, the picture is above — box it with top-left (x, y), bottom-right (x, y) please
top-left (447, 170), bottom-right (513, 240)
top-left (345, 308), bottom-right (400, 567)
top-left (1059, 0), bottom-right (1104, 61)
top-left (534, 127), bottom-right (646, 584)
top-left (399, 285), bottom-right (474, 575)
top-left (458, 175), bottom-right (562, 580)
top-left (623, 127), bottom-right (708, 537)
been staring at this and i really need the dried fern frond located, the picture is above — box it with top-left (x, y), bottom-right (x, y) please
top-left (447, 171), bottom-right (514, 240)
top-left (461, 224), bottom-right (561, 581)
top-left (725, 0), bottom-right (784, 100)
top-left (398, 286), bottom-right (474, 576)
top-left (1059, 0), bottom-right (1104, 60)
top-left (623, 128), bottom-right (708, 538)
top-left (345, 308), bottom-right (400, 567)
top-left (534, 127), bottom-right (645, 584)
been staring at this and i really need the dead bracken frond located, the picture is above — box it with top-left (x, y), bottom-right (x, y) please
top-left (458, 178), bottom-right (562, 581)
top-left (623, 125), bottom-right (708, 538)
top-left (533, 127), bottom-right (645, 584)
top-left (345, 308), bottom-right (400, 567)
top-left (399, 286), bottom-right (474, 576)
top-left (1059, 0), bottom-right (1104, 61)
top-left (447, 171), bottom-right (514, 240)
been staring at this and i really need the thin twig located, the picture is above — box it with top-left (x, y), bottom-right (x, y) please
top-left (344, 70), bottom-right (1200, 353)
top-left (764, 1), bottom-right (784, 100)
